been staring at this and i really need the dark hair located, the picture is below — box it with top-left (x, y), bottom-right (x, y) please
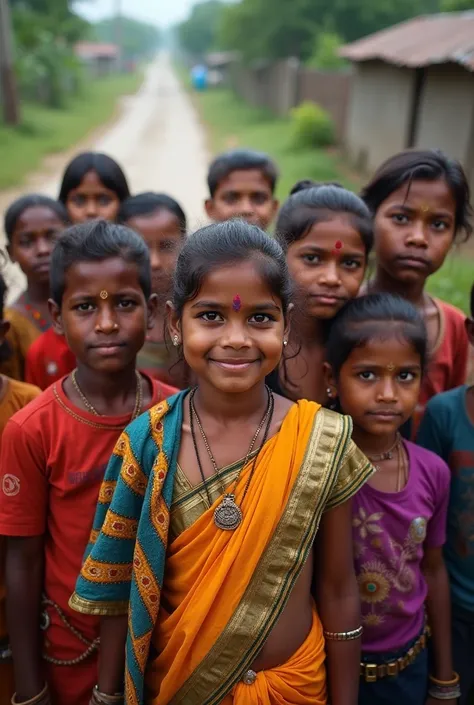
top-left (4, 194), bottom-right (68, 243)
top-left (118, 192), bottom-right (187, 235)
top-left (50, 219), bottom-right (151, 306)
top-left (361, 149), bottom-right (473, 241)
top-left (207, 149), bottom-right (279, 197)
top-left (58, 152), bottom-right (130, 204)
top-left (289, 179), bottom-right (343, 195)
top-left (172, 219), bottom-right (291, 318)
top-left (276, 184), bottom-right (373, 255)
top-left (326, 293), bottom-right (428, 378)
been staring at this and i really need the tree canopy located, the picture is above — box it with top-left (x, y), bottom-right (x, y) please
top-left (177, 0), bottom-right (225, 58)
top-left (177, 0), bottom-right (445, 62)
top-left (93, 17), bottom-right (160, 61)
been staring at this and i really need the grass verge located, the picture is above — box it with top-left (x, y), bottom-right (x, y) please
top-left (0, 71), bottom-right (143, 189)
top-left (185, 78), bottom-right (472, 313)
top-left (187, 84), bottom-right (361, 198)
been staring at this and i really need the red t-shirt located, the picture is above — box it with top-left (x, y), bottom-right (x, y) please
top-left (0, 375), bottom-right (177, 662)
top-left (413, 299), bottom-right (468, 433)
top-left (25, 328), bottom-right (76, 390)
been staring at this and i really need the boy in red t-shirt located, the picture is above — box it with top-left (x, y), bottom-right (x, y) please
top-left (0, 220), bottom-right (177, 705)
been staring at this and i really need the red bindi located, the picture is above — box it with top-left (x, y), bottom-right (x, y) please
top-left (232, 294), bottom-right (242, 311)
top-left (335, 240), bottom-right (343, 249)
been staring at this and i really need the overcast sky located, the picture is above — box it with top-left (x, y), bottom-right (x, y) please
top-left (75, 0), bottom-right (198, 27)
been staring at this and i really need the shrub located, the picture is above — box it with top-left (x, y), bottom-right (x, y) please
top-left (291, 101), bottom-right (335, 148)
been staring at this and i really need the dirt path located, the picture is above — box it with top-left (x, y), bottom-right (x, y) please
top-left (1, 53), bottom-right (210, 299)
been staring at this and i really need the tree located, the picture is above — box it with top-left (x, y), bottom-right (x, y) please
top-left (93, 17), bottom-right (160, 61)
top-left (217, 0), bottom-right (443, 60)
top-left (307, 31), bottom-right (347, 70)
top-left (177, 0), bottom-right (225, 58)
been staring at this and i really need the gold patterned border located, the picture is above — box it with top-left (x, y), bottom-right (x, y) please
top-left (170, 408), bottom-right (350, 705)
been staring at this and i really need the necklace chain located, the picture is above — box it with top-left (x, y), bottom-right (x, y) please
top-left (189, 386), bottom-right (274, 529)
top-left (71, 369), bottom-right (143, 420)
top-left (365, 433), bottom-right (401, 462)
top-left (367, 434), bottom-right (408, 492)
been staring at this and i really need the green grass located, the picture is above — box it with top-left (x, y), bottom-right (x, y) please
top-left (188, 85), bottom-right (361, 199)
top-left (0, 71), bottom-right (143, 189)
top-left (427, 251), bottom-right (472, 314)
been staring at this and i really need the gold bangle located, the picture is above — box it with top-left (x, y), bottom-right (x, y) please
top-left (12, 684), bottom-right (49, 705)
top-left (323, 626), bottom-right (363, 641)
top-left (429, 672), bottom-right (460, 687)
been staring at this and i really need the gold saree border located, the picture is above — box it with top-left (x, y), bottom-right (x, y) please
top-left (169, 408), bottom-right (351, 705)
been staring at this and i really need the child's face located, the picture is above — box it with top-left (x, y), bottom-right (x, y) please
top-left (328, 336), bottom-right (422, 438)
top-left (168, 260), bottom-right (288, 395)
top-left (50, 256), bottom-right (156, 374)
top-left (125, 210), bottom-right (183, 298)
top-left (66, 170), bottom-right (121, 223)
top-left (374, 178), bottom-right (456, 286)
top-left (8, 206), bottom-right (65, 286)
top-left (286, 216), bottom-right (367, 320)
top-left (205, 169), bottom-right (278, 231)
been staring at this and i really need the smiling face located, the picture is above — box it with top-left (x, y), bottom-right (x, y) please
top-left (8, 206), bottom-right (66, 285)
top-left (50, 256), bottom-right (155, 373)
top-left (374, 178), bottom-right (456, 286)
top-left (65, 170), bottom-right (121, 223)
top-left (169, 259), bottom-right (288, 394)
top-left (125, 209), bottom-right (183, 298)
top-left (285, 215), bottom-right (367, 319)
top-left (330, 334), bottom-right (422, 440)
top-left (205, 169), bottom-right (278, 231)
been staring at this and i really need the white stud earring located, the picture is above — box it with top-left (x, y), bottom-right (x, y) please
top-left (326, 387), bottom-right (332, 397)
top-left (283, 339), bottom-right (288, 346)
top-left (173, 335), bottom-right (180, 347)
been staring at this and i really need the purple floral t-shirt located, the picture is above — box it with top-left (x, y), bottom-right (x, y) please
top-left (352, 440), bottom-right (450, 653)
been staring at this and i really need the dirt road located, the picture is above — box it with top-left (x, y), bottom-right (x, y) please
top-left (1, 54), bottom-right (210, 299)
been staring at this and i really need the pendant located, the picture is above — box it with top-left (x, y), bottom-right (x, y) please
top-left (214, 494), bottom-right (242, 531)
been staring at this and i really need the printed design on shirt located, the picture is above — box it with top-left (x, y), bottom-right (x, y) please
top-left (449, 452), bottom-right (474, 557)
top-left (353, 507), bottom-right (427, 627)
top-left (46, 361), bottom-right (58, 376)
top-left (2, 474), bottom-right (20, 497)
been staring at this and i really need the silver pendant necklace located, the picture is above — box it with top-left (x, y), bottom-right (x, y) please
top-left (189, 387), bottom-right (274, 531)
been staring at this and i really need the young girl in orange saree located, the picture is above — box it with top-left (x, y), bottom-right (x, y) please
top-left (71, 220), bottom-right (374, 705)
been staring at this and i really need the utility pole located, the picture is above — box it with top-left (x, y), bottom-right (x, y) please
top-left (0, 0), bottom-right (20, 125)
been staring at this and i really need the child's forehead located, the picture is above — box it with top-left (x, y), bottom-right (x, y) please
top-left (215, 168), bottom-right (273, 194)
top-left (347, 334), bottom-right (420, 362)
top-left (64, 256), bottom-right (141, 290)
top-left (383, 178), bottom-right (455, 212)
top-left (15, 205), bottom-right (63, 230)
top-left (194, 260), bottom-right (279, 298)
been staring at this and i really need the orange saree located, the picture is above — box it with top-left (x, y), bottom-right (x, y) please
top-left (72, 393), bottom-right (373, 705)
top-left (145, 402), bottom-right (372, 704)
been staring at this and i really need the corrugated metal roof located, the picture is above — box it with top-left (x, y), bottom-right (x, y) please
top-left (340, 13), bottom-right (474, 71)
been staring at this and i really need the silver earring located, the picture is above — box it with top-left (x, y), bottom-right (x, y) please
top-left (283, 339), bottom-right (288, 346)
top-left (326, 387), bottom-right (332, 397)
top-left (173, 335), bottom-right (180, 347)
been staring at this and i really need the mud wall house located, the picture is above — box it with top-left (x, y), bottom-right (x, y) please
top-left (339, 13), bottom-right (474, 190)
top-left (74, 43), bottom-right (120, 77)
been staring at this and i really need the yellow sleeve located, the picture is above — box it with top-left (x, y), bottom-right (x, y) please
top-left (325, 437), bottom-right (374, 512)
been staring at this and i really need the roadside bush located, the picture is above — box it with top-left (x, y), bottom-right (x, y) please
top-left (291, 101), bottom-right (335, 148)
